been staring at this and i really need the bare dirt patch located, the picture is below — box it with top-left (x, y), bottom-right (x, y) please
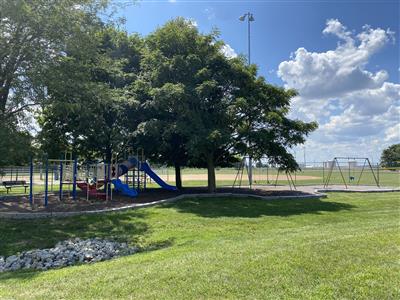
top-left (160, 174), bottom-right (321, 181)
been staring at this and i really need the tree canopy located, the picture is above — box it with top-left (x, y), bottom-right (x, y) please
top-left (0, 0), bottom-right (109, 121)
top-left (132, 18), bottom-right (317, 191)
top-left (38, 27), bottom-right (143, 161)
top-left (380, 144), bottom-right (400, 168)
top-left (0, 0), bottom-right (113, 165)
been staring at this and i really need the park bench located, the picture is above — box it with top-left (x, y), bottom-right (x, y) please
top-left (2, 180), bottom-right (29, 194)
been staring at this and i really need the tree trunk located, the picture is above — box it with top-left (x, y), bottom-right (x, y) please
top-left (174, 162), bottom-right (182, 190)
top-left (207, 153), bottom-right (216, 193)
top-left (105, 147), bottom-right (112, 164)
top-left (0, 86), bottom-right (9, 115)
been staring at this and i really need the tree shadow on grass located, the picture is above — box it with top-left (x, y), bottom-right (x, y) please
top-left (0, 209), bottom-right (175, 282)
top-left (0, 237), bottom-right (174, 282)
top-left (161, 197), bottom-right (355, 218)
top-left (0, 210), bottom-right (150, 257)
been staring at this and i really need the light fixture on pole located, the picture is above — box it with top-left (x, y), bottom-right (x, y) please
top-left (239, 12), bottom-right (255, 65)
top-left (239, 12), bottom-right (255, 188)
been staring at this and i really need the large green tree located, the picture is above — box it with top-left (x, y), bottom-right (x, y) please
top-left (132, 19), bottom-right (239, 189)
top-left (135, 18), bottom-right (317, 192)
top-left (380, 144), bottom-right (400, 168)
top-left (0, 0), bottom-right (110, 121)
top-left (0, 0), bottom-right (114, 165)
top-left (182, 49), bottom-right (317, 192)
top-left (131, 19), bottom-right (209, 188)
top-left (38, 27), bottom-right (143, 161)
top-left (131, 80), bottom-right (190, 189)
top-left (230, 63), bottom-right (316, 169)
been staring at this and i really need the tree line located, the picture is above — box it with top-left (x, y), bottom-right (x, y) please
top-left (1, 0), bottom-right (318, 191)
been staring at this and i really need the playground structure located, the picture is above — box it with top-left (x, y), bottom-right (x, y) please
top-left (0, 151), bottom-right (177, 207)
top-left (1, 155), bottom-right (394, 206)
top-left (76, 162), bottom-right (113, 201)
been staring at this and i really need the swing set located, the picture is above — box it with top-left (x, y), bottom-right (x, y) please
top-left (323, 157), bottom-right (380, 188)
top-left (232, 157), bottom-right (297, 190)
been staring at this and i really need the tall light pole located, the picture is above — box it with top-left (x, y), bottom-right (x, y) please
top-left (239, 12), bottom-right (255, 65)
top-left (239, 12), bottom-right (255, 188)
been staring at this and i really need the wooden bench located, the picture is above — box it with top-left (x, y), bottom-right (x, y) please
top-left (2, 180), bottom-right (29, 194)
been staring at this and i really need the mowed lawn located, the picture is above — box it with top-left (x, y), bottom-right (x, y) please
top-left (0, 193), bottom-right (399, 299)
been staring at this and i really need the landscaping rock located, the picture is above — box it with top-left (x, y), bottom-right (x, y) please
top-left (0, 238), bottom-right (138, 273)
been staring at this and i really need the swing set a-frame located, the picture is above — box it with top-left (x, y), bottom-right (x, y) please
top-left (323, 157), bottom-right (379, 188)
top-left (232, 157), bottom-right (297, 190)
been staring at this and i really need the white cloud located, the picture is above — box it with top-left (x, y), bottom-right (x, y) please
top-left (278, 19), bottom-right (394, 99)
top-left (322, 18), bottom-right (353, 44)
top-left (278, 19), bottom-right (399, 162)
top-left (384, 124), bottom-right (400, 142)
top-left (168, 0), bottom-right (177, 3)
top-left (220, 43), bottom-right (237, 59)
top-left (344, 82), bottom-right (400, 116)
top-left (190, 19), bottom-right (198, 28)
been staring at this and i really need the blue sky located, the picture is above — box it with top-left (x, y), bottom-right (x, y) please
top-left (116, 0), bottom-right (399, 163)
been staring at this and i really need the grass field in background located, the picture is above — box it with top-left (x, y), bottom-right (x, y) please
top-left (160, 167), bottom-right (399, 187)
top-left (0, 192), bottom-right (399, 299)
top-left (1, 167), bottom-right (398, 196)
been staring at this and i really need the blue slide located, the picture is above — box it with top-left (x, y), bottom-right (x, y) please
top-left (140, 162), bottom-right (178, 191)
top-left (117, 156), bottom-right (177, 191)
top-left (111, 179), bottom-right (138, 197)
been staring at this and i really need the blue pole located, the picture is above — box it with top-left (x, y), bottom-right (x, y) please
top-left (107, 161), bottom-right (111, 196)
top-left (44, 156), bottom-right (49, 206)
top-left (59, 159), bottom-right (63, 201)
top-left (72, 158), bottom-right (77, 200)
top-left (137, 158), bottom-right (140, 191)
top-left (104, 160), bottom-right (106, 190)
top-left (29, 158), bottom-right (33, 205)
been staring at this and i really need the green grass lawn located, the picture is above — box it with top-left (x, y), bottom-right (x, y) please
top-left (0, 192), bottom-right (399, 299)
